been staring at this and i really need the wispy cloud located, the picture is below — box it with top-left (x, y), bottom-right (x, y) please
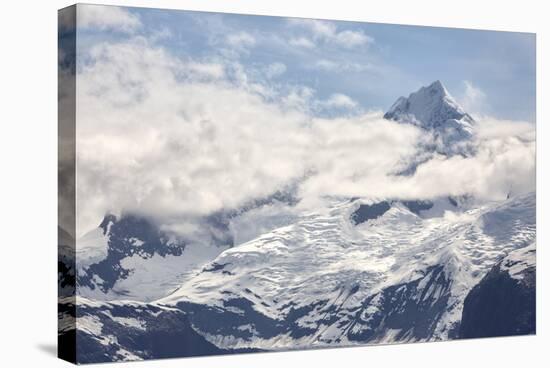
top-left (459, 80), bottom-right (488, 116)
top-left (289, 37), bottom-right (315, 49)
top-left (149, 27), bottom-right (173, 42)
top-left (313, 59), bottom-right (374, 73)
top-left (289, 19), bottom-right (373, 48)
top-left (323, 93), bottom-right (358, 109)
top-left (264, 62), bottom-right (287, 78)
top-left (226, 31), bottom-right (256, 49)
top-left (333, 30), bottom-right (373, 48)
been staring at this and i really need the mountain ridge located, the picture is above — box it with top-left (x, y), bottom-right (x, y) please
top-left (58, 81), bottom-right (536, 362)
top-left (384, 80), bottom-right (476, 156)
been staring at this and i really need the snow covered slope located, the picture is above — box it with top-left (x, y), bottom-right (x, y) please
top-left (73, 189), bottom-right (298, 302)
top-left (76, 214), bottom-right (231, 302)
top-left (156, 192), bottom-right (534, 351)
top-left (384, 80), bottom-right (475, 155)
top-left (60, 81), bottom-right (535, 362)
top-left (59, 296), bottom-right (237, 363)
top-left (63, 192), bottom-right (534, 360)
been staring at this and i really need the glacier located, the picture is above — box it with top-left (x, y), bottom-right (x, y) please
top-left (58, 81), bottom-right (536, 362)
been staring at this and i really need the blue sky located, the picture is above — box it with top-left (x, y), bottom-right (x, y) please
top-left (77, 5), bottom-right (535, 122)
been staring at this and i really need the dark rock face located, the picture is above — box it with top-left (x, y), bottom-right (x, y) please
top-left (459, 255), bottom-right (536, 339)
top-left (351, 202), bottom-right (391, 225)
top-left (79, 214), bottom-right (186, 293)
top-left (55, 298), bottom-right (264, 363)
top-left (68, 302), bottom-right (231, 363)
top-left (58, 227), bottom-right (76, 297)
top-left (58, 329), bottom-right (76, 363)
top-left (58, 298), bottom-right (77, 364)
top-left (58, 227), bottom-right (77, 363)
top-left (350, 199), bottom-right (437, 225)
top-left (176, 296), bottom-right (335, 345)
top-left (58, 260), bottom-right (75, 292)
top-left (401, 200), bottom-right (434, 215)
top-left (179, 299), bottom-right (286, 342)
top-left (348, 265), bottom-right (454, 342)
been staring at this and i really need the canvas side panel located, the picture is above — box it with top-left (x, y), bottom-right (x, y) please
top-left (58, 4), bottom-right (77, 364)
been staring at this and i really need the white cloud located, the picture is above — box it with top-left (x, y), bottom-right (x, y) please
top-left (405, 123), bottom-right (535, 200)
top-left (185, 62), bottom-right (225, 79)
top-left (459, 80), bottom-right (488, 116)
top-left (323, 93), bottom-right (358, 109)
top-left (226, 31), bottom-right (256, 49)
top-left (149, 27), bottom-right (173, 42)
top-left (265, 62), bottom-right (287, 78)
top-left (290, 19), bottom-right (336, 38)
top-left (72, 38), bottom-right (535, 238)
top-left (289, 19), bottom-right (373, 48)
top-left (313, 59), bottom-right (373, 73)
top-left (77, 4), bottom-right (141, 33)
top-left (289, 37), bottom-right (316, 49)
top-left (314, 59), bottom-right (339, 71)
top-left (280, 85), bottom-right (315, 111)
top-left (299, 118), bottom-right (535, 202)
top-left (220, 31), bottom-right (258, 59)
top-left (334, 30), bottom-right (373, 48)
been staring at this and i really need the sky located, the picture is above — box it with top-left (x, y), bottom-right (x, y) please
top-left (59, 5), bottom-right (536, 237)
top-left (77, 4), bottom-right (536, 122)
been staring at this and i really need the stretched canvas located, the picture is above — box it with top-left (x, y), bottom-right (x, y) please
top-left (58, 4), bottom-right (536, 364)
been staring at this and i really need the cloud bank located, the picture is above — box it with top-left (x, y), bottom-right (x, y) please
top-left (71, 36), bottom-right (535, 237)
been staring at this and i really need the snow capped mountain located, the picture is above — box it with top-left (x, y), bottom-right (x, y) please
top-left (73, 187), bottom-right (299, 302)
top-left (384, 80), bottom-right (475, 155)
top-left (67, 191), bottom-right (535, 359)
top-left (152, 192), bottom-right (534, 350)
top-left (76, 214), bottom-right (230, 302)
top-left (59, 81), bottom-right (536, 362)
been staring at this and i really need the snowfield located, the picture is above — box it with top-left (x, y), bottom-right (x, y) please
top-left (156, 192), bottom-right (535, 350)
top-left (66, 191), bottom-right (535, 359)
top-left (59, 80), bottom-right (536, 361)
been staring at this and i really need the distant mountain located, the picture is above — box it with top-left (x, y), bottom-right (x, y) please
top-left (75, 214), bottom-right (225, 302)
top-left (59, 81), bottom-right (535, 362)
top-left (384, 80), bottom-right (475, 156)
top-left (156, 192), bottom-right (534, 351)
top-left (73, 186), bottom-right (299, 302)
top-left (63, 191), bottom-right (535, 360)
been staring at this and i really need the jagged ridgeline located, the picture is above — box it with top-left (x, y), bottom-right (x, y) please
top-left (59, 77), bottom-right (535, 363)
top-left (56, 7), bottom-right (537, 364)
